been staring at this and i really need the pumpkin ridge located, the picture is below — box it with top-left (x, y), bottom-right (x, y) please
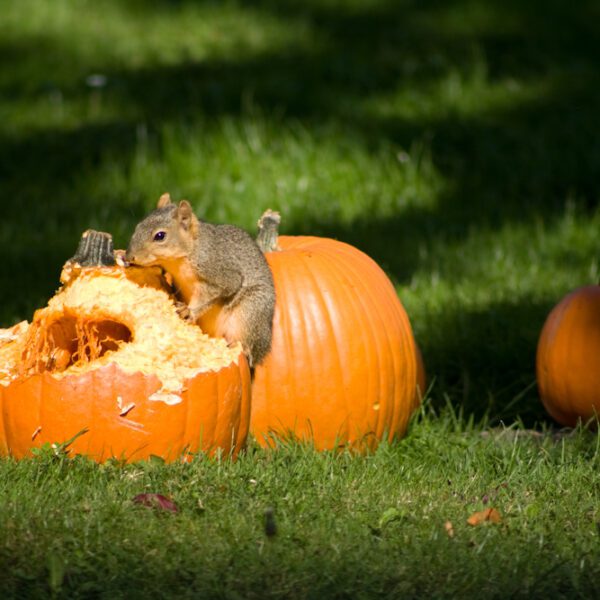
top-left (180, 375), bottom-right (192, 460)
top-left (383, 278), bottom-right (416, 438)
top-left (340, 247), bottom-right (392, 440)
top-left (328, 244), bottom-right (416, 443)
top-left (315, 246), bottom-right (371, 443)
top-left (350, 255), bottom-right (396, 438)
top-left (90, 369), bottom-right (104, 458)
top-left (35, 371), bottom-right (47, 451)
top-left (300, 249), bottom-right (351, 444)
top-left (293, 254), bottom-right (320, 440)
top-left (374, 280), bottom-right (415, 440)
top-left (239, 361), bottom-right (251, 453)
top-left (182, 375), bottom-right (207, 458)
top-left (323, 245), bottom-right (383, 444)
top-left (353, 251), bottom-right (400, 441)
top-left (266, 251), bottom-right (296, 442)
top-left (284, 248), bottom-right (321, 442)
top-left (232, 358), bottom-right (251, 457)
top-left (229, 365), bottom-right (241, 456)
top-left (215, 365), bottom-right (226, 456)
top-left (206, 374), bottom-right (219, 454)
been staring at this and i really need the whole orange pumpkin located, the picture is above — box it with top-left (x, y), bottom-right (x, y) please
top-left (0, 234), bottom-right (250, 462)
top-left (536, 285), bottom-right (600, 427)
top-left (251, 212), bottom-right (419, 450)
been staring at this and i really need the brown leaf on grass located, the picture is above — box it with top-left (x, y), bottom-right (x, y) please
top-left (133, 493), bottom-right (179, 513)
top-left (444, 521), bottom-right (455, 537)
top-left (467, 507), bottom-right (502, 526)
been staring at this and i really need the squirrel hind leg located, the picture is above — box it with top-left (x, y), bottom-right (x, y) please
top-left (211, 306), bottom-right (273, 369)
top-left (208, 309), bottom-right (254, 365)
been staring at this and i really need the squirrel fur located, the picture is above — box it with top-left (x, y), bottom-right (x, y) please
top-left (126, 193), bottom-right (275, 367)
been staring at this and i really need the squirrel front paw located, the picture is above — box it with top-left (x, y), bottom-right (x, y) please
top-left (175, 301), bottom-right (193, 322)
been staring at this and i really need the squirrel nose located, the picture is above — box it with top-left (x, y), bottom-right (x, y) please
top-left (124, 248), bottom-right (136, 263)
top-left (115, 250), bottom-right (130, 267)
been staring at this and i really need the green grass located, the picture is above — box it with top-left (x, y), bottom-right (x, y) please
top-left (1, 0), bottom-right (599, 597)
top-left (0, 413), bottom-right (598, 599)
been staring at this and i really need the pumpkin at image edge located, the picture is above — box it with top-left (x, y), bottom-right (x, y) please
top-left (252, 224), bottom-right (419, 451)
top-left (536, 285), bottom-right (600, 427)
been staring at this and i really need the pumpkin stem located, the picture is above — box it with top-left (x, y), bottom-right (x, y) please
top-left (69, 230), bottom-right (116, 267)
top-left (256, 210), bottom-right (281, 253)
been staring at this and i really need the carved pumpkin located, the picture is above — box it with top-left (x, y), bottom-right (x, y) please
top-left (536, 285), bottom-right (600, 427)
top-left (0, 232), bottom-right (250, 462)
top-left (251, 212), bottom-right (419, 450)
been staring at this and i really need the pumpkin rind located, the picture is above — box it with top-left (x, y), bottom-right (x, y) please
top-left (251, 235), bottom-right (418, 450)
top-left (1, 360), bottom-right (250, 461)
top-left (536, 285), bottom-right (600, 427)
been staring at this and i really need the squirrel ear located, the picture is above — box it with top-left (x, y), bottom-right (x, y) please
top-left (177, 200), bottom-right (195, 230)
top-left (157, 193), bottom-right (172, 208)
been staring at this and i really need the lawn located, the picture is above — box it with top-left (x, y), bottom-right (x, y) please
top-left (0, 0), bottom-right (599, 597)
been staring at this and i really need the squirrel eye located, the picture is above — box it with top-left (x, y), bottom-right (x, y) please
top-left (153, 231), bottom-right (166, 241)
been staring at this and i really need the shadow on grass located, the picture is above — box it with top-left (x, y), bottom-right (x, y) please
top-left (0, 122), bottom-right (148, 317)
top-left (416, 298), bottom-right (557, 425)
top-left (1, 0), bottom-right (599, 422)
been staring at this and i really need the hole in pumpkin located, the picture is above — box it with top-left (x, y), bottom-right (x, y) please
top-left (25, 315), bottom-right (132, 374)
top-left (5, 270), bottom-right (243, 390)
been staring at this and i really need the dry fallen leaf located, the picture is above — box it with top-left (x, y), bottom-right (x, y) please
top-left (467, 507), bottom-right (502, 526)
top-left (132, 493), bottom-right (179, 513)
top-left (444, 520), bottom-right (455, 537)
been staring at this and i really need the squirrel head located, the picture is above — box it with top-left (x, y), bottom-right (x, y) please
top-left (126, 193), bottom-right (199, 266)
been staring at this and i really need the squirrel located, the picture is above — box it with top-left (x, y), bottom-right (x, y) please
top-left (126, 193), bottom-right (275, 367)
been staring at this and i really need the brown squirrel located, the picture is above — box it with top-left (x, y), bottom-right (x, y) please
top-left (126, 194), bottom-right (275, 367)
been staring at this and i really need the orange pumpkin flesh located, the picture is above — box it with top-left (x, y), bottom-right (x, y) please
top-left (536, 285), bottom-right (600, 427)
top-left (251, 234), bottom-right (419, 451)
top-left (0, 267), bottom-right (250, 462)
